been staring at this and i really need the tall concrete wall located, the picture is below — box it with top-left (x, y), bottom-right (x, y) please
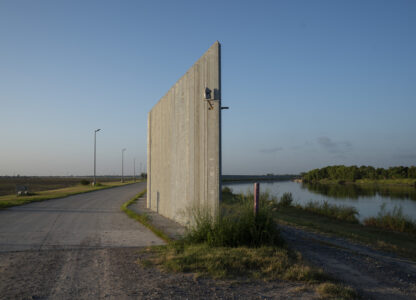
top-left (147, 41), bottom-right (221, 225)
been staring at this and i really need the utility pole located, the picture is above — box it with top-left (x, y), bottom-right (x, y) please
top-left (121, 148), bottom-right (126, 183)
top-left (93, 129), bottom-right (101, 186)
top-left (133, 158), bottom-right (136, 182)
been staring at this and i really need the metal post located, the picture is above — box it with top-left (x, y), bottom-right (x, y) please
top-left (133, 158), bottom-right (136, 182)
top-left (121, 148), bottom-right (126, 183)
top-left (93, 129), bottom-right (101, 186)
top-left (254, 182), bottom-right (260, 215)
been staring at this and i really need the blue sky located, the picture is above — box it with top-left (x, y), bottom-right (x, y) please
top-left (0, 0), bottom-right (415, 176)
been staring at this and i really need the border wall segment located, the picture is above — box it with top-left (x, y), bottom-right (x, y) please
top-left (147, 41), bottom-right (221, 225)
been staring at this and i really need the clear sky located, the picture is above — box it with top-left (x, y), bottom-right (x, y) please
top-left (1, 0), bottom-right (415, 176)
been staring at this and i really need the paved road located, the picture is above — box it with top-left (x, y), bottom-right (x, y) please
top-left (0, 182), bottom-right (164, 252)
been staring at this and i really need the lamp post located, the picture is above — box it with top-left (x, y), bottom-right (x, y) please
top-left (93, 129), bottom-right (101, 186)
top-left (121, 148), bottom-right (126, 182)
top-left (133, 158), bottom-right (136, 182)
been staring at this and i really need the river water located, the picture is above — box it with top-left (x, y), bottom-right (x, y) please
top-left (223, 181), bottom-right (416, 221)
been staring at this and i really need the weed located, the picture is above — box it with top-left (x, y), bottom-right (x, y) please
top-left (302, 201), bottom-right (359, 223)
top-left (142, 243), bottom-right (327, 281)
top-left (186, 192), bottom-right (283, 248)
top-left (315, 282), bottom-right (357, 299)
top-left (80, 179), bottom-right (90, 185)
top-left (364, 204), bottom-right (416, 234)
top-left (278, 192), bottom-right (293, 207)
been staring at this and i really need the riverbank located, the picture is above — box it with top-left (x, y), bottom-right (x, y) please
top-left (275, 202), bottom-right (416, 261)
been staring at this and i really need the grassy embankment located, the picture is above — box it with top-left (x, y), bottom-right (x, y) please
top-left (128, 188), bottom-right (356, 299)
top-left (273, 192), bottom-right (416, 261)
top-left (0, 180), bottom-right (137, 209)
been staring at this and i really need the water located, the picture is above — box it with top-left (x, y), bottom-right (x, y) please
top-left (223, 181), bottom-right (416, 221)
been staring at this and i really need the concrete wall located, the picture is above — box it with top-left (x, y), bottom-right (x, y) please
top-left (147, 41), bottom-right (221, 225)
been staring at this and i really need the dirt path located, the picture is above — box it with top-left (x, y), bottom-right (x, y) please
top-left (280, 225), bottom-right (416, 299)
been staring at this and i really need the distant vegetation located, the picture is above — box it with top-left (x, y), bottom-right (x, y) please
top-left (364, 204), bottom-right (416, 234)
top-left (302, 165), bottom-right (416, 183)
top-left (0, 176), bottom-right (138, 197)
top-left (222, 174), bottom-right (297, 182)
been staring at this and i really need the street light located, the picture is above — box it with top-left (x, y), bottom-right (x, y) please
top-left (133, 158), bottom-right (136, 182)
top-left (121, 148), bottom-right (126, 182)
top-left (93, 129), bottom-right (101, 186)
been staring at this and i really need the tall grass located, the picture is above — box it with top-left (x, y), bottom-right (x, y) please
top-left (142, 189), bottom-right (329, 282)
top-left (300, 201), bottom-right (359, 223)
top-left (186, 190), bottom-right (283, 247)
top-left (364, 204), bottom-right (416, 234)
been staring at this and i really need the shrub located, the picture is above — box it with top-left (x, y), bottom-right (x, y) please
top-left (186, 192), bottom-right (283, 248)
top-left (80, 179), bottom-right (90, 185)
top-left (364, 204), bottom-right (416, 234)
top-left (278, 192), bottom-right (293, 207)
top-left (303, 201), bottom-right (359, 223)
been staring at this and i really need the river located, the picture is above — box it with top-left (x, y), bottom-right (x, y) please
top-left (223, 181), bottom-right (416, 221)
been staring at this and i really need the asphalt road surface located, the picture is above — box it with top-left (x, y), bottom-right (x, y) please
top-left (0, 182), bottom-right (164, 252)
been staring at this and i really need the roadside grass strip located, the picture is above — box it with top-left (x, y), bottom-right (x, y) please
top-left (0, 181), bottom-right (136, 209)
top-left (121, 190), bottom-right (171, 243)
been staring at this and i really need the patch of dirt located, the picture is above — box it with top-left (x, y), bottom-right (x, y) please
top-left (280, 225), bottom-right (416, 299)
top-left (0, 247), bottom-right (318, 299)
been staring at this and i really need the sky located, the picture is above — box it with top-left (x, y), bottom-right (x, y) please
top-left (0, 0), bottom-right (415, 176)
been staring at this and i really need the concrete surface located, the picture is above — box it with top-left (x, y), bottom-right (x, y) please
top-left (0, 182), bottom-right (165, 252)
top-left (147, 41), bottom-right (221, 225)
top-left (129, 193), bottom-right (186, 240)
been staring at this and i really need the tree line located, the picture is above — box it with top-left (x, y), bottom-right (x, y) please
top-left (302, 165), bottom-right (416, 182)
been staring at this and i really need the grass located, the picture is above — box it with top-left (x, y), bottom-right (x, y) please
top-left (141, 243), bottom-right (328, 281)
top-left (315, 282), bottom-right (358, 300)
top-left (0, 176), bottom-right (141, 196)
top-left (140, 190), bottom-right (329, 283)
top-left (300, 201), bottom-right (359, 223)
top-left (363, 204), bottom-right (416, 234)
top-left (121, 189), bottom-right (171, 243)
top-left (0, 180), bottom-right (137, 209)
top-left (275, 204), bottom-right (416, 261)
top-left (134, 188), bottom-right (358, 298)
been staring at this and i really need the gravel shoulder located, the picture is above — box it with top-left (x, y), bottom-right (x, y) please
top-left (0, 247), bottom-right (318, 299)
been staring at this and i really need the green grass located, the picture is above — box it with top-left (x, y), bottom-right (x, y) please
top-left (140, 190), bottom-right (327, 282)
top-left (141, 242), bottom-right (328, 281)
top-left (363, 204), bottom-right (416, 234)
top-left (121, 189), bottom-right (171, 243)
top-left (185, 191), bottom-right (283, 247)
top-left (0, 180), bottom-right (137, 209)
top-left (315, 282), bottom-right (358, 300)
top-left (300, 200), bottom-right (359, 223)
top-left (275, 205), bottom-right (416, 261)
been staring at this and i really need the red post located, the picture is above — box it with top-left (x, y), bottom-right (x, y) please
top-left (254, 182), bottom-right (260, 215)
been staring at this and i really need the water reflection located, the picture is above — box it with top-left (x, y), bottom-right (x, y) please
top-left (223, 181), bottom-right (416, 221)
top-left (302, 182), bottom-right (416, 201)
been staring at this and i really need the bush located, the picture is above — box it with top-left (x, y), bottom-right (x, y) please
top-left (364, 204), bottom-right (416, 234)
top-left (303, 201), bottom-right (359, 223)
top-left (186, 192), bottom-right (283, 248)
top-left (80, 179), bottom-right (90, 185)
top-left (278, 192), bottom-right (293, 207)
